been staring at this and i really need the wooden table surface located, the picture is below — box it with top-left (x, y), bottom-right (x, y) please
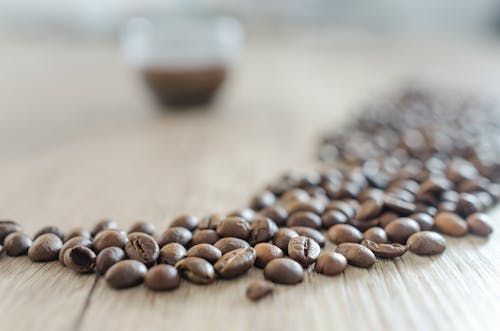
top-left (1, 33), bottom-right (500, 331)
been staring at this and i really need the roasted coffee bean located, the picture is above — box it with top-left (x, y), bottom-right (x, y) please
top-left (286, 200), bottom-right (325, 215)
top-left (3, 232), bottom-right (32, 256)
top-left (327, 224), bottom-right (363, 244)
top-left (250, 191), bottom-right (276, 210)
top-left (383, 196), bottom-right (416, 215)
top-left (227, 208), bottom-right (256, 222)
top-left (213, 237), bottom-right (250, 255)
top-left (385, 218), bottom-right (420, 243)
top-left (363, 227), bottom-right (388, 244)
top-left (355, 198), bottom-right (383, 221)
top-left (158, 242), bottom-right (188, 267)
top-left (187, 244), bottom-right (222, 263)
top-left (335, 243), bottom-right (376, 268)
top-left (349, 218), bottom-right (380, 232)
top-left (158, 227), bottom-right (192, 247)
top-left (128, 221), bottom-right (155, 236)
top-left (259, 206), bottom-right (288, 226)
top-left (198, 214), bottom-right (223, 230)
top-left (33, 226), bottom-right (65, 241)
top-left (434, 212), bottom-right (468, 237)
top-left (59, 236), bottom-right (93, 265)
top-left (175, 257), bottom-right (215, 284)
top-left (64, 227), bottom-right (91, 242)
top-left (288, 236), bottom-right (320, 267)
top-left (466, 213), bottom-right (493, 237)
top-left (246, 280), bottom-right (274, 301)
top-left (358, 188), bottom-right (384, 203)
top-left (96, 247), bottom-right (126, 274)
top-left (441, 190), bottom-right (459, 203)
top-left (280, 188), bottom-right (310, 205)
top-left (91, 219), bottom-right (118, 237)
top-left (409, 213), bottom-right (434, 231)
top-left (264, 258), bottom-right (304, 284)
top-left (476, 191), bottom-right (494, 210)
top-left (417, 177), bottom-right (453, 196)
top-left (314, 252), bottom-right (347, 276)
top-left (192, 229), bottom-right (219, 245)
top-left (93, 230), bottom-right (128, 253)
top-left (254, 243), bottom-right (284, 268)
top-left (28, 233), bottom-right (63, 262)
top-left (378, 212), bottom-right (399, 228)
top-left (216, 217), bottom-right (251, 239)
top-left (290, 226), bottom-right (325, 247)
top-left (325, 201), bottom-right (355, 219)
top-left (361, 239), bottom-right (408, 258)
top-left (438, 201), bottom-right (457, 213)
top-left (407, 231), bottom-right (446, 255)
top-left (0, 220), bottom-right (22, 244)
top-left (321, 210), bottom-right (348, 228)
top-left (456, 193), bottom-right (481, 217)
top-left (214, 247), bottom-right (256, 278)
top-left (105, 260), bottom-right (147, 289)
top-left (273, 228), bottom-right (299, 253)
top-left (64, 246), bottom-right (96, 273)
top-left (170, 215), bottom-right (200, 231)
top-left (287, 211), bottom-right (322, 229)
top-left (144, 265), bottom-right (180, 291)
top-left (125, 232), bottom-right (159, 266)
top-left (248, 216), bottom-right (278, 245)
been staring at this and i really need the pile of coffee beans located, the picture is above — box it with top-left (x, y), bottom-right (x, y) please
top-left (0, 88), bottom-right (498, 301)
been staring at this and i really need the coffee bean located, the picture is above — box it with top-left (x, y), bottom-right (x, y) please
top-left (264, 258), bottom-right (304, 285)
top-left (321, 210), bottom-right (348, 228)
top-left (192, 229), bottom-right (219, 245)
top-left (93, 230), bottom-right (128, 253)
top-left (409, 213), bottom-right (434, 231)
top-left (250, 191), bottom-right (276, 210)
top-left (417, 177), bottom-right (453, 196)
top-left (216, 217), bottom-right (251, 239)
top-left (246, 280), bottom-right (274, 301)
top-left (33, 226), bottom-right (65, 241)
top-left (349, 218), bottom-right (380, 232)
top-left (170, 215), bottom-right (200, 231)
top-left (288, 236), bottom-right (320, 267)
top-left (286, 211), bottom-right (322, 229)
top-left (91, 219), bottom-right (118, 237)
top-left (259, 206), bottom-right (288, 226)
top-left (286, 200), bottom-right (325, 215)
top-left (144, 265), bottom-right (180, 291)
top-left (466, 213), bottom-right (493, 237)
top-left (28, 233), bottom-right (63, 262)
top-left (383, 196), bottom-right (416, 215)
top-left (385, 218), bottom-right (420, 243)
top-left (407, 231), bottom-right (446, 255)
top-left (3, 232), bottom-right (32, 256)
top-left (361, 239), bottom-right (408, 258)
top-left (158, 243), bottom-right (187, 266)
top-left (456, 193), bottom-right (481, 217)
top-left (105, 260), bottom-right (147, 289)
top-left (175, 257), bottom-right (215, 284)
top-left (0, 220), bottom-right (22, 244)
top-left (378, 212), bottom-right (399, 228)
top-left (128, 221), bottom-right (155, 236)
top-left (441, 190), bottom-right (459, 203)
top-left (158, 227), bottom-right (192, 247)
top-left (290, 226), bottom-right (326, 247)
top-left (438, 201), bottom-right (457, 213)
top-left (355, 198), bottom-right (383, 221)
top-left (213, 237), bottom-right (250, 255)
top-left (248, 216), bottom-right (278, 245)
top-left (327, 224), bottom-right (363, 244)
top-left (214, 247), bottom-right (256, 278)
top-left (272, 228), bottom-right (299, 253)
top-left (59, 236), bottom-right (93, 265)
top-left (362, 227), bottom-right (388, 244)
top-left (187, 244), bottom-right (222, 263)
top-left (198, 214), bottom-right (223, 230)
top-left (227, 208), bottom-right (256, 222)
top-left (64, 246), bottom-right (96, 273)
top-left (434, 212), bottom-right (468, 237)
top-left (125, 232), bottom-right (159, 266)
top-left (64, 227), bottom-right (91, 242)
top-left (325, 201), bottom-right (355, 219)
top-left (314, 252), bottom-right (347, 276)
top-left (335, 243), bottom-right (376, 268)
top-left (96, 247), bottom-right (126, 274)
top-left (254, 243), bottom-right (284, 268)
top-left (280, 189), bottom-right (309, 205)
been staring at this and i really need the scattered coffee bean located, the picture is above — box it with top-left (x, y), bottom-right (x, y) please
top-left (28, 233), bottom-right (63, 262)
top-left (259, 206), bottom-right (288, 226)
top-left (361, 239), bottom-right (408, 258)
top-left (349, 218), bottom-right (380, 232)
top-left (227, 208), bottom-right (256, 222)
top-left (175, 257), bottom-right (215, 284)
top-left (144, 265), bottom-right (180, 291)
top-left (213, 237), bottom-right (250, 255)
top-left (246, 280), bottom-right (274, 301)
top-left (385, 218), bottom-right (420, 243)
top-left (286, 211), bottom-right (322, 229)
top-left (216, 217), bottom-right (251, 240)
top-left (187, 244), bottom-right (222, 263)
top-left (0, 220), bottom-right (22, 244)
top-left (192, 229), bottom-right (219, 245)
top-left (362, 227), bottom-right (388, 244)
top-left (407, 231), bottom-right (446, 255)
top-left (33, 226), bottom-right (65, 241)
top-left (64, 227), bottom-right (91, 242)
top-left (93, 230), bottom-right (128, 253)
top-left (335, 243), bottom-right (376, 268)
top-left (314, 252), bottom-right (347, 276)
top-left (327, 224), bottom-right (363, 244)
top-left (3, 232), bottom-right (32, 256)
top-left (170, 215), bottom-right (200, 231)
top-left (96, 247), bottom-right (126, 274)
top-left (434, 212), bottom-right (468, 237)
top-left (286, 200), bottom-right (324, 215)
top-left (64, 246), bottom-right (96, 273)
top-left (128, 221), bottom-right (155, 236)
top-left (321, 210), bottom-right (348, 228)
top-left (288, 236), bottom-right (320, 267)
top-left (91, 219), bottom-right (118, 237)
top-left (378, 212), bottom-right (399, 228)
top-left (466, 213), bottom-right (493, 237)
top-left (59, 236), bottom-right (93, 265)
top-left (325, 201), bottom-right (355, 219)
top-left (290, 226), bottom-right (325, 247)
top-left (158, 227), bottom-right (192, 247)
top-left (214, 247), bottom-right (256, 278)
top-left (264, 258), bottom-right (304, 285)
top-left (456, 193), bottom-right (481, 217)
top-left (198, 214), bottom-right (222, 230)
top-left (158, 243), bottom-right (187, 266)
top-left (272, 228), bottom-right (299, 253)
top-left (125, 232), bottom-right (159, 266)
top-left (355, 198), bottom-right (383, 221)
top-left (254, 243), bottom-right (284, 268)
top-left (409, 213), bottom-right (435, 231)
top-left (248, 216), bottom-right (278, 245)
top-left (105, 260), bottom-right (147, 289)
top-left (383, 196), bottom-right (416, 215)
top-left (250, 191), bottom-right (276, 210)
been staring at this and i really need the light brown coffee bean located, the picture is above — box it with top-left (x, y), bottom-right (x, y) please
top-left (144, 265), bottom-right (180, 291)
top-left (264, 258), bottom-right (304, 285)
top-left (64, 227), bottom-right (91, 242)
top-left (128, 221), bottom-right (155, 236)
top-left (96, 247), bottom-right (126, 274)
top-left (213, 237), bottom-right (250, 255)
top-left (158, 243), bottom-right (187, 266)
top-left (198, 214), bottom-right (223, 230)
top-left (385, 218), bottom-right (420, 243)
top-left (378, 212), bottom-right (399, 228)
top-left (125, 232), bottom-right (159, 266)
top-left (273, 228), bottom-right (299, 253)
top-left (33, 226), bottom-right (65, 241)
top-left (248, 216), bottom-right (278, 245)
top-left (246, 280), bottom-right (274, 301)
top-left (64, 246), bottom-right (96, 273)
top-left (259, 206), bottom-right (288, 226)
top-left (327, 224), bottom-right (363, 244)
top-left (290, 226), bottom-right (325, 247)
top-left (59, 236), bottom-right (93, 265)
top-left (91, 219), bottom-right (118, 237)
top-left (93, 230), bottom-right (128, 253)
top-left (286, 211), bottom-right (322, 229)
top-left (187, 244), bottom-right (222, 263)
top-left (363, 227), bottom-right (388, 244)
top-left (254, 243), bottom-right (284, 268)
top-left (466, 213), bottom-right (493, 237)
top-left (314, 252), bottom-right (347, 276)
top-left (434, 212), bottom-right (468, 237)
top-left (3, 232), bottom-right (32, 256)
top-left (28, 233), bottom-right (63, 262)
top-left (288, 236), bottom-right (320, 268)
top-left (407, 231), bottom-right (446, 255)
top-left (286, 200), bottom-right (325, 215)
top-left (175, 257), bottom-right (215, 284)
top-left (361, 239), bottom-right (408, 258)
top-left (335, 243), bottom-right (376, 268)
top-left (214, 247), bottom-right (256, 278)
top-left (321, 210), bottom-right (348, 228)
top-left (216, 217), bottom-right (251, 239)
top-left (170, 214), bottom-right (200, 231)
top-left (192, 229), bottom-right (219, 245)
top-left (409, 213), bottom-right (434, 231)
top-left (158, 227), bottom-right (192, 247)
top-left (0, 220), bottom-right (22, 244)
top-left (105, 260), bottom-right (147, 289)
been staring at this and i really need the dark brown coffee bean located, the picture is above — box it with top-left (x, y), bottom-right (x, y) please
top-left (128, 221), bottom-right (155, 236)
top-left (144, 265), bottom-right (180, 291)
top-left (456, 193), bottom-right (481, 217)
top-left (227, 208), bottom-right (256, 222)
top-left (378, 212), bottom-right (399, 228)
top-left (407, 231), bottom-right (446, 255)
top-left (259, 206), bottom-right (288, 226)
top-left (59, 236), bottom-right (93, 265)
top-left (213, 237), bottom-right (250, 255)
top-left (158, 227), bottom-right (192, 247)
top-left (383, 196), bottom-right (416, 215)
top-left (198, 213), bottom-right (223, 230)
top-left (287, 211), bottom-right (322, 229)
top-left (409, 213), bottom-right (434, 231)
top-left (158, 243), bottom-right (187, 265)
top-left (246, 280), bottom-right (274, 301)
top-left (314, 251), bottom-right (347, 276)
top-left (187, 244), bottom-right (222, 263)
top-left (363, 227), bottom-right (388, 244)
top-left (273, 228), bottom-right (299, 253)
top-left (361, 239), bottom-right (408, 258)
top-left (64, 246), bottom-right (96, 273)
top-left (417, 177), bottom-right (453, 196)
top-left (93, 230), bottom-right (128, 253)
top-left (286, 200), bottom-right (325, 215)
top-left (288, 236), bottom-right (320, 267)
top-left (327, 224), bottom-right (363, 244)
top-left (349, 218), bottom-right (380, 232)
top-left (125, 232), bottom-right (159, 267)
top-left (192, 229), bottom-right (219, 245)
top-left (33, 226), bottom-right (65, 241)
top-left (0, 220), bottom-right (22, 244)
top-left (175, 257), bottom-right (215, 284)
top-left (325, 201), bottom-right (355, 219)
top-left (214, 247), bottom-right (256, 278)
top-left (91, 219), bottom-right (118, 237)
top-left (3, 232), bottom-right (32, 256)
top-left (280, 188), bottom-right (309, 205)
top-left (96, 247), bottom-right (126, 274)
top-left (250, 191), bottom-right (276, 210)
top-left (105, 260), bottom-right (147, 289)
top-left (28, 233), bottom-right (63, 262)
top-left (321, 210), bottom-right (348, 228)
top-left (385, 218), bottom-right (420, 243)
top-left (355, 198), bottom-right (383, 221)
top-left (248, 216), bottom-right (278, 245)
top-left (216, 216), bottom-right (251, 239)
top-left (170, 215), bottom-right (199, 231)
top-left (335, 243), bottom-right (376, 268)
top-left (64, 227), bottom-right (91, 242)
top-left (290, 226), bottom-right (325, 247)
top-left (434, 212), bottom-right (468, 237)
top-left (466, 213), bottom-right (493, 237)
top-left (254, 243), bottom-right (284, 268)
top-left (264, 258), bottom-right (304, 284)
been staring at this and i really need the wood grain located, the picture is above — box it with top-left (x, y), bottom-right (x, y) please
top-left (1, 33), bottom-right (500, 331)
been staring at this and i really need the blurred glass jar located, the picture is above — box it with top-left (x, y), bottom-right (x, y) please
top-left (122, 15), bottom-right (243, 108)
